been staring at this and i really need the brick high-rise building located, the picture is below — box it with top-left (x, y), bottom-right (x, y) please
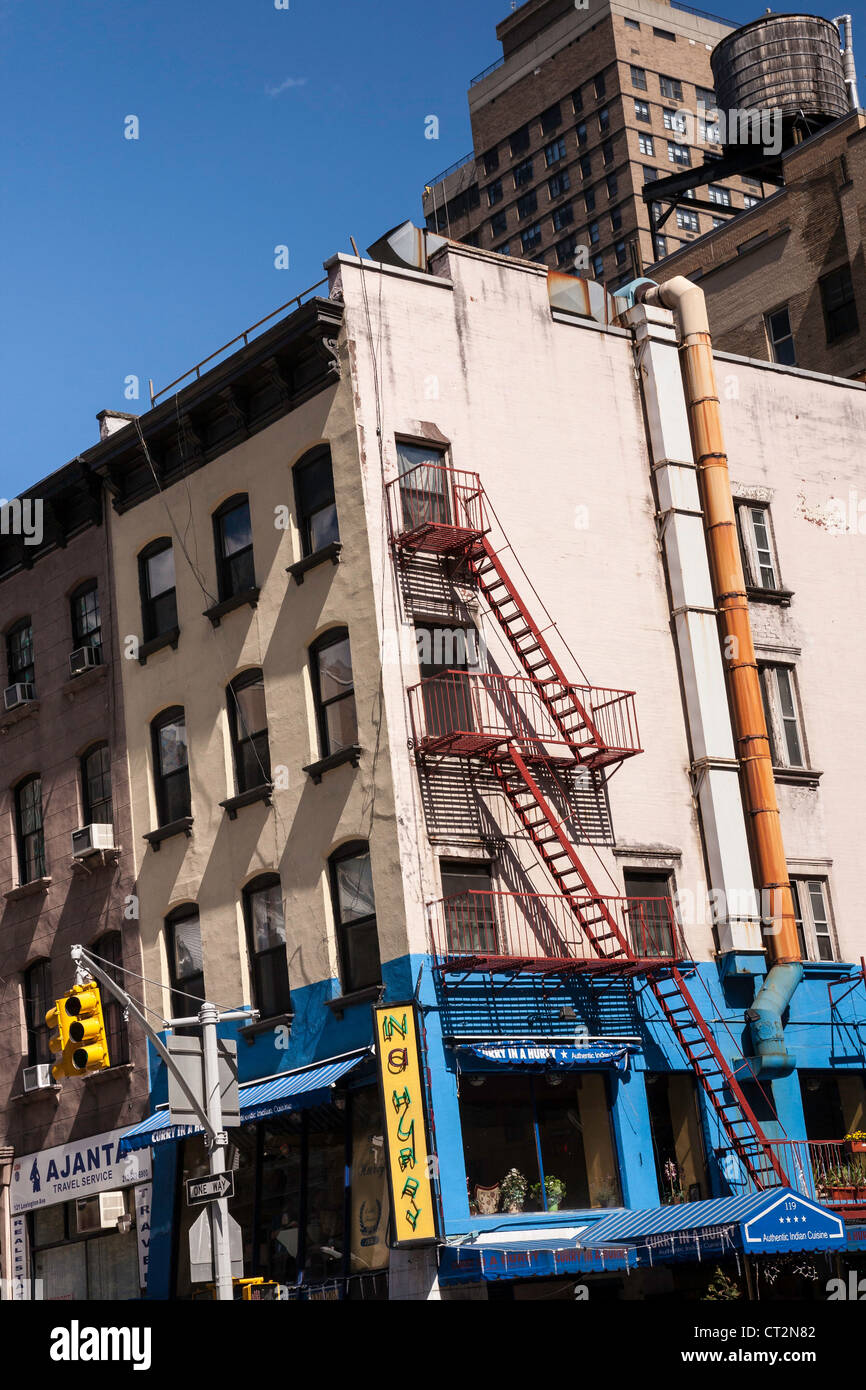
top-left (421, 0), bottom-right (769, 288)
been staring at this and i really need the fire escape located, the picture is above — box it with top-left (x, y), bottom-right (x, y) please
top-left (389, 460), bottom-right (789, 1194)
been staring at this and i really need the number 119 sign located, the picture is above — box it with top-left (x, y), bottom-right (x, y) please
top-left (373, 1003), bottom-right (438, 1246)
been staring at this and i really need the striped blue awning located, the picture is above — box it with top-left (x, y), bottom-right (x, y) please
top-left (117, 1052), bottom-right (369, 1154)
top-left (439, 1234), bottom-right (636, 1284)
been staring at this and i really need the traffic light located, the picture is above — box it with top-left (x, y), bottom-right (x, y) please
top-left (44, 983), bottom-right (110, 1079)
top-left (64, 984), bottom-right (110, 1073)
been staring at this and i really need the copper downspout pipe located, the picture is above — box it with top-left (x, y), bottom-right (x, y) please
top-left (638, 277), bottom-right (800, 966)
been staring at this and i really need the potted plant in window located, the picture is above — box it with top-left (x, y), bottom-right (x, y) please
top-left (846, 1130), bottom-right (866, 1155)
top-left (662, 1158), bottom-right (686, 1204)
top-left (499, 1168), bottom-right (527, 1214)
top-left (530, 1175), bottom-right (567, 1213)
top-left (817, 1166), bottom-right (856, 1204)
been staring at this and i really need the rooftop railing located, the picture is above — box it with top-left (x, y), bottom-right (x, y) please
top-left (424, 151), bottom-right (478, 191)
top-left (470, 56), bottom-right (506, 87)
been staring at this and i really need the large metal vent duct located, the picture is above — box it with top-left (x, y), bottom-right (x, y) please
top-left (834, 15), bottom-right (861, 109)
top-left (711, 14), bottom-right (849, 150)
top-left (367, 220), bottom-right (448, 272)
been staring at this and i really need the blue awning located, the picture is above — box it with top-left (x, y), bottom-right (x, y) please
top-left (582, 1188), bottom-right (847, 1263)
top-left (439, 1233), bottom-right (637, 1285)
top-left (459, 1041), bottom-right (631, 1072)
top-left (117, 1052), bottom-right (369, 1154)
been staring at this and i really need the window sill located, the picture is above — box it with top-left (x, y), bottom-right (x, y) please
top-left (143, 816), bottom-right (194, 850)
top-left (772, 766), bottom-right (822, 788)
top-left (61, 663), bottom-right (108, 699)
top-left (10, 1082), bottom-right (61, 1104)
top-left (800, 961), bottom-right (853, 977)
top-left (238, 1012), bottom-right (294, 1043)
top-left (203, 587), bottom-right (260, 627)
top-left (4, 876), bottom-right (51, 902)
top-left (746, 586), bottom-right (794, 607)
top-left (302, 744), bottom-right (361, 784)
top-left (220, 784), bottom-right (273, 819)
top-left (325, 984), bottom-right (383, 1020)
top-left (85, 1062), bottom-right (135, 1082)
top-left (138, 628), bottom-right (180, 665)
top-left (286, 540), bottom-right (343, 585)
top-left (0, 700), bottom-right (40, 733)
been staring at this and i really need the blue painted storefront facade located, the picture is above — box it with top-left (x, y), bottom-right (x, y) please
top-left (142, 947), bottom-right (866, 1295)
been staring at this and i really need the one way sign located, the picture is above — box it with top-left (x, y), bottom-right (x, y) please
top-left (186, 1172), bottom-right (235, 1206)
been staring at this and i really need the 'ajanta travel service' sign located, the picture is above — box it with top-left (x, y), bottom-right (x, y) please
top-left (11, 1128), bottom-right (152, 1214)
top-left (373, 1003), bottom-right (438, 1246)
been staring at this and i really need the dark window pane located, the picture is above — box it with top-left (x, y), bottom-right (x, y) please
top-left (82, 744), bottom-right (113, 825)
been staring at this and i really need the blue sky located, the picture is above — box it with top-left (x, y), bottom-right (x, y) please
top-left (0, 0), bottom-right (842, 495)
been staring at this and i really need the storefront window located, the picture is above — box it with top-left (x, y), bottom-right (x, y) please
top-left (30, 1193), bottom-right (140, 1300)
top-left (460, 1071), bottom-right (622, 1214)
top-left (305, 1121), bottom-right (346, 1284)
top-left (646, 1071), bottom-right (709, 1202)
top-left (258, 1120), bottom-right (302, 1283)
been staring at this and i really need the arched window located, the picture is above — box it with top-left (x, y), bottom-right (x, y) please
top-left (243, 875), bottom-right (290, 1018)
top-left (227, 671), bottom-right (271, 793)
top-left (328, 842), bottom-right (380, 993)
top-left (294, 446), bottom-right (339, 557)
top-left (213, 495), bottom-right (255, 600)
top-left (6, 617), bottom-right (34, 689)
top-left (15, 774), bottom-right (45, 883)
top-left (81, 743), bottom-right (113, 826)
top-left (24, 959), bottom-right (52, 1066)
top-left (70, 580), bottom-right (102, 659)
top-left (151, 707), bottom-right (191, 825)
top-left (91, 933), bottom-right (129, 1066)
top-left (310, 628), bottom-right (357, 759)
top-left (166, 905), bottom-right (203, 1025)
top-left (138, 539), bottom-right (177, 642)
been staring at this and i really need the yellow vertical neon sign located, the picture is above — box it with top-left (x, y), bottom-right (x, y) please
top-left (373, 1003), bottom-right (438, 1245)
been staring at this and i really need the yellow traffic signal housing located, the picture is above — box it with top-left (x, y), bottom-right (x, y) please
top-left (45, 997), bottom-right (75, 1081)
top-left (64, 984), bottom-right (110, 1073)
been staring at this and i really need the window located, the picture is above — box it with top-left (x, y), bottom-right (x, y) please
top-left (548, 169), bottom-right (570, 199)
top-left (572, 87), bottom-right (583, 114)
top-left (487, 179), bottom-right (503, 206)
top-left (591, 253), bottom-right (604, 279)
top-left (244, 875), bottom-right (290, 1018)
top-left (638, 134), bottom-right (655, 157)
top-left (654, 25), bottom-right (675, 39)
top-left (631, 65), bottom-right (647, 90)
top-left (589, 220), bottom-right (599, 245)
top-left (610, 206), bottom-right (622, 232)
top-left (520, 222), bottom-right (542, 252)
top-left (510, 124), bottom-right (530, 157)
top-left (516, 189), bottom-right (538, 220)
top-left (737, 504), bottom-right (781, 590)
top-left (701, 117), bottom-right (721, 144)
top-left (25, 959), bottom-right (51, 1066)
top-left (540, 102), bottom-right (561, 134)
top-left (440, 861), bottom-right (497, 954)
top-left (646, 1073), bottom-right (708, 1202)
top-left (552, 203), bottom-right (573, 231)
top-left (707, 185), bottom-right (731, 206)
top-left (668, 142), bottom-right (690, 166)
top-left (70, 582), bottom-right (102, 660)
top-left (663, 108), bottom-right (686, 133)
top-left (167, 906), bottom-right (204, 1022)
top-left (151, 707), bottom-right (191, 825)
top-left (643, 165), bottom-right (657, 184)
top-left (6, 618), bottom-right (34, 688)
top-left (461, 1072), bottom-right (622, 1212)
top-left (576, 121), bottom-right (588, 148)
top-left (742, 173), bottom-right (763, 189)
top-left (228, 670), bottom-right (271, 793)
top-left (623, 869), bottom-right (676, 957)
top-left (15, 775), bottom-right (45, 883)
top-left (615, 239), bottom-right (627, 265)
top-left (329, 842), bottom-right (381, 993)
top-left (294, 445), bottom-right (339, 557)
top-left (696, 86), bottom-right (716, 107)
top-left (676, 208), bottom-right (698, 232)
top-left (759, 665), bottom-right (806, 768)
top-left (594, 73), bottom-right (606, 100)
top-left (556, 234), bottom-right (578, 266)
top-left (659, 75), bottom-right (682, 99)
top-left (490, 209), bottom-right (507, 237)
top-left (81, 743), bottom-right (112, 826)
top-left (712, 216), bottom-right (726, 229)
top-left (32, 1195), bottom-right (139, 1300)
top-left (606, 173), bottom-right (618, 198)
top-left (801, 1070), bottom-right (866, 1140)
top-left (598, 107), bottom-right (610, 134)
top-left (601, 140), bottom-right (614, 166)
top-left (213, 495), bottom-right (254, 600)
top-left (743, 194), bottom-right (760, 209)
top-left (634, 99), bottom-right (650, 122)
top-left (310, 628), bottom-right (357, 758)
top-left (513, 157), bottom-right (533, 187)
top-left (496, 241), bottom-right (511, 256)
top-left (765, 306), bottom-right (796, 366)
top-left (544, 137), bottom-right (566, 166)
top-left (138, 539), bottom-right (177, 642)
top-left (654, 233), bottom-right (668, 258)
top-left (483, 148), bottom-right (499, 176)
top-left (625, 17), bottom-right (639, 28)
top-left (92, 934), bottom-right (129, 1066)
top-left (820, 264), bottom-right (859, 342)
top-left (791, 879), bottom-right (835, 962)
top-left (579, 154), bottom-right (592, 179)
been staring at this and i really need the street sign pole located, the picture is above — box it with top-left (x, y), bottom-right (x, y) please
top-left (200, 1001), bottom-right (233, 1302)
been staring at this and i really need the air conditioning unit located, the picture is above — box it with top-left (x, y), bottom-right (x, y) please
top-left (4, 682), bottom-right (35, 712)
top-left (23, 1064), bottom-right (53, 1092)
top-left (71, 823), bottom-right (116, 858)
top-left (98, 1192), bottom-right (127, 1227)
top-left (69, 646), bottom-right (100, 678)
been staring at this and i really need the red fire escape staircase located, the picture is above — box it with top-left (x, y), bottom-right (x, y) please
top-left (389, 462), bottom-right (790, 1191)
